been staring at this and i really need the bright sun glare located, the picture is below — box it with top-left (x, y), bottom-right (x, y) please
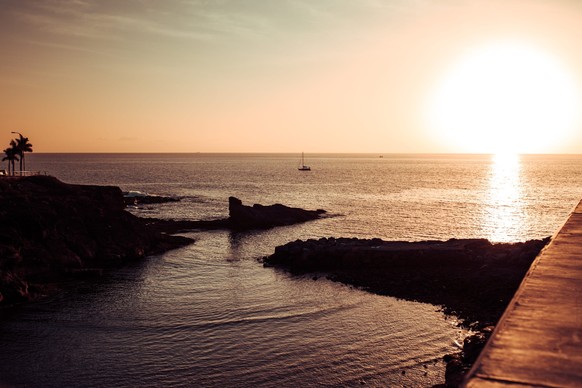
top-left (426, 41), bottom-right (581, 154)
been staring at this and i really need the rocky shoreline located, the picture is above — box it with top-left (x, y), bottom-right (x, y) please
top-left (263, 236), bottom-right (549, 386)
top-left (0, 176), bottom-right (194, 307)
top-left (0, 177), bottom-right (328, 307)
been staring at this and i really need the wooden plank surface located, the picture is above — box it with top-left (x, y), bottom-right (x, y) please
top-left (463, 201), bottom-right (582, 387)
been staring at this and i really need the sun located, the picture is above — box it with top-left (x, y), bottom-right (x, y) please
top-left (425, 41), bottom-right (581, 154)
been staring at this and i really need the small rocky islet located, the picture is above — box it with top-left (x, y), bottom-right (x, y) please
top-left (145, 196), bottom-right (327, 232)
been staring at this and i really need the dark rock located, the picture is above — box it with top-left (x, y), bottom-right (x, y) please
top-left (123, 191), bottom-right (180, 206)
top-left (439, 331), bottom-right (492, 387)
top-left (443, 355), bottom-right (469, 387)
top-left (462, 332), bottom-right (489, 364)
top-left (0, 175), bottom-right (194, 307)
top-left (143, 197), bottom-right (327, 232)
top-left (228, 196), bottom-right (326, 230)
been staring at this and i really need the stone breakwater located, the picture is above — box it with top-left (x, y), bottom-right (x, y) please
top-left (264, 236), bottom-right (550, 387)
top-left (264, 237), bottom-right (548, 327)
top-left (0, 175), bottom-right (193, 307)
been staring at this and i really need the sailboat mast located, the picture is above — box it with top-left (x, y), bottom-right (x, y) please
top-left (298, 151), bottom-right (310, 170)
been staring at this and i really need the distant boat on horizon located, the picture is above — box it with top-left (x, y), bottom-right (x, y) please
top-left (298, 152), bottom-right (311, 171)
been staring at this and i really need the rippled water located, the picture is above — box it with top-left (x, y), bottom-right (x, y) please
top-left (1, 153), bottom-right (581, 387)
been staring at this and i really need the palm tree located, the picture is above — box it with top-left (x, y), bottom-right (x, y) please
top-left (14, 134), bottom-right (33, 174)
top-left (2, 141), bottom-right (19, 176)
top-left (2, 147), bottom-right (13, 175)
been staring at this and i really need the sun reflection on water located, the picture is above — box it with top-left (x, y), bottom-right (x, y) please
top-left (483, 153), bottom-right (524, 242)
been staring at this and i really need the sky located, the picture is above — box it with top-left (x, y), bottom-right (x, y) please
top-left (2, 0), bottom-right (582, 153)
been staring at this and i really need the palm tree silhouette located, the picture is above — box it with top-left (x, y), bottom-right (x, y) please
top-left (2, 140), bottom-right (20, 176)
top-left (14, 134), bottom-right (33, 174)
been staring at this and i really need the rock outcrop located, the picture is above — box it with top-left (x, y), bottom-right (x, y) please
top-left (0, 175), bottom-right (193, 307)
top-left (227, 197), bottom-right (326, 230)
top-left (145, 197), bottom-right (327, 232)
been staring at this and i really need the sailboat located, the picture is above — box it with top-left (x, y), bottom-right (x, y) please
top-left (298, 152), bottom-right (311, 171)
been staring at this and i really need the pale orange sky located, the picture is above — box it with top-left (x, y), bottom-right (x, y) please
top-left (2, 0), bottom-right (582, 153)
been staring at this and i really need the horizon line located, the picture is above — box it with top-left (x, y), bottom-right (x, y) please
top-left (26, 151), bottom-right (582, 156)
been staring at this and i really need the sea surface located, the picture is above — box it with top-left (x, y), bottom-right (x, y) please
top-left (1, 153), bottom-right (582, 387)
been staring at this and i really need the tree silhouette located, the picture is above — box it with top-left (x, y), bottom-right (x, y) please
top-left (2, 140), bottom-right (20, 176)
top-left (14, 134), bottom-right (33, 174)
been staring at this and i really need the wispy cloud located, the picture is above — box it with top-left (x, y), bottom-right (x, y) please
top-left (4, 0), bottom-right (272, 43)
top-left (0, 0), bottom-right (421, 78)
top-left (4, 0), bottom-right (416, 46)
top-left (9, 3), bottom-right (150, 40)
top-left (25, 39), bottom-right (116, 57)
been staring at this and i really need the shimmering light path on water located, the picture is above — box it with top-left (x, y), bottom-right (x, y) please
top-left (482, 153), bottom-right (524, 242)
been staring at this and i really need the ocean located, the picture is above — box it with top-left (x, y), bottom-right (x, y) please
top-left (1, 153), bottom-right (581, 387)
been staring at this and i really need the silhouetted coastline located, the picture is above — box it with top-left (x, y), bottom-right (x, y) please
top-left (0, 177), bottom-right (327, 307)
top-left (0, 175), bottom-right (193, 307)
